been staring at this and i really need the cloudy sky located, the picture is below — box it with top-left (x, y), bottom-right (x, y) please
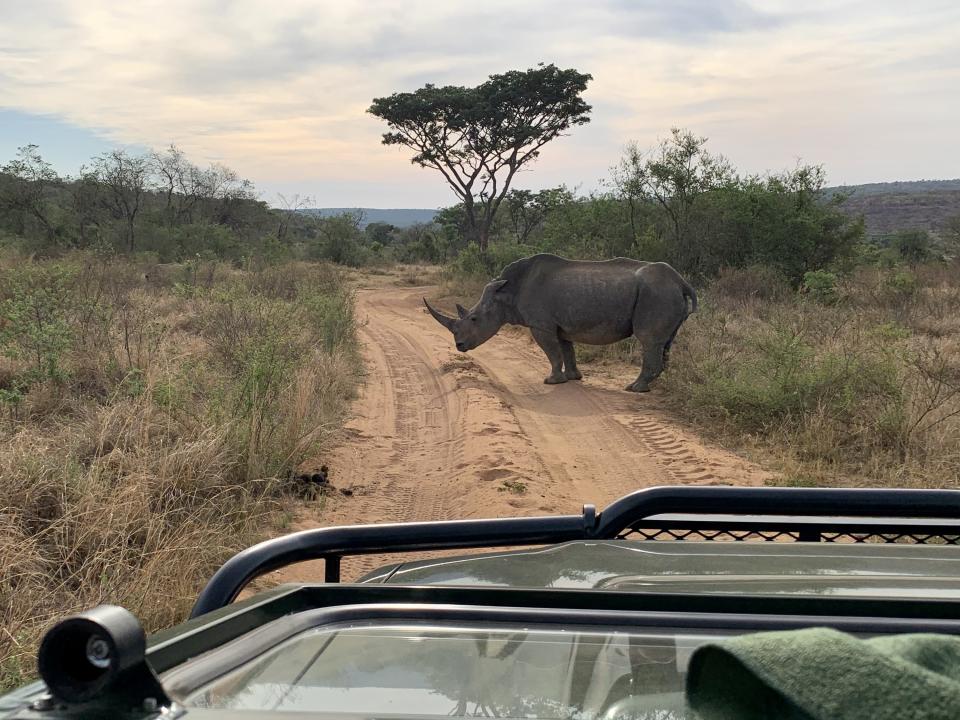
top-left (1, 1), bottom-right (958, 208)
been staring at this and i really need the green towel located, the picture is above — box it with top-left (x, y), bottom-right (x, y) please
top-left (685, 628), bottom-right (960, 720)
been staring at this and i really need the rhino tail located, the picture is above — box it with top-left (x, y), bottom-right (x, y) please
top-left (681, 279), bottom-right (698, 315)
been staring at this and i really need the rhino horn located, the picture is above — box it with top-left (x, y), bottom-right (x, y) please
top-left (455, 303), bottom-right (468, 319)
top-left (423, 298), bottom-right (457, 332)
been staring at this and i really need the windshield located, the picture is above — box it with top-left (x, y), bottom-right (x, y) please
top-left (185, 623), bottom-right (724, 718)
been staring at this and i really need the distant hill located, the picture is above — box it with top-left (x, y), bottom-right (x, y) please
top-left (826, 179), bottom-right (960, 197)
top-left (826, 180), bottom-right (960, 238)
top-left (297, 183), bottom-right (960, 239)
top-left (301, 208), bottom-right (438, 228)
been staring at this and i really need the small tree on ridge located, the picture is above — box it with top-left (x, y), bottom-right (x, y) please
top-left (369, 63), bottom-right (592, 252)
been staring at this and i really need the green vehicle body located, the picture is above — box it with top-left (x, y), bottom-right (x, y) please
top-left (4, 487), bottom-right (960, 719)
top-left (362, 539), bottom-right (960, 598)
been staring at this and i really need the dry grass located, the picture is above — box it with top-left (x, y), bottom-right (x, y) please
top-left (0, 253), bottom-right (359, 689)
top-left (657, 261), bottom-right (960, 488)
top-left (393, 264), bottom-right (441, 287)
top-left (437, 271), bottom-right (489, 307)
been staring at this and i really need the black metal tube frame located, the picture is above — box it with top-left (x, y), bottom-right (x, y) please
top-left (173, 583), bottom-right (960, 675)
top-left (190, 485), bottom-right (960, 618)
top-left (165, 602), bottom-right (960, 698)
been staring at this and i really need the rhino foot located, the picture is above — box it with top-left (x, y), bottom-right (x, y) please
top-left (625, 381), bottom-right (650, 393)
top-left (565, 369), bottom-right (583, 381)
top-left (544, 374), bottom-right (568, 385)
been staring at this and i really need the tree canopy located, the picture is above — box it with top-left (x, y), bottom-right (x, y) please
top-left (369, 63), bottom-right (591, 250)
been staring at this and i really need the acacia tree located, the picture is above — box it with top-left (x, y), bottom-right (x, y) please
top-left (151, 144), bottom-right (204, 227)
top-left (88, 149), bottom-right (149, 252)
top-left (275, 193), bottom-right (313, 241)
top-left (0, 145), bottom-right (60, 241)
top-left (369, 63), bottom-right (591, 252)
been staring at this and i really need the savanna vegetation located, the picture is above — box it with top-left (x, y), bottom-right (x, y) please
top-left (0, 253), bottom-right (358, 688)
top-left (432, 129), bottom-right (960, 491)
top-left (0, 139), bottom-right (412, 690)
top-left (576, 263), bottom-right (960, 489)
top-left (3, 122), bottom-right (958, 514)
top-left (3, 60), bottom-right (959, 689)
top-left (0, 143), bottom-right (438, 266)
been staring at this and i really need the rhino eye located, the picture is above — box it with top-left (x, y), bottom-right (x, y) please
top-left (470, 316), bottom-right (477, 323)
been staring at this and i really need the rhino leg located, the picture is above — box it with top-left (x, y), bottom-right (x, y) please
top-left (531, 328), bottom-right (567, 384)
top-left (661, 316), bottom-right (683, 372)
top-left (626, 341), bottom-right (666, 393)
top-left (560, 339), bottom-right (582, 381)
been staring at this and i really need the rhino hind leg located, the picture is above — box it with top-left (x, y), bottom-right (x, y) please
top-left (530, 328), bottom-right (568, 384)
top-left (559, 339), bottom-right (582, 381)
top-left (661, 316), bottom-right (683, 372)
top-left (626, 341), bottom-right (666, 393)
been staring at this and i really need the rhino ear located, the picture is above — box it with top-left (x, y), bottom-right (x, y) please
top-left (490, 279), bottom-right (508, 292)
top-left (455, 303), bottom-right (468, 319)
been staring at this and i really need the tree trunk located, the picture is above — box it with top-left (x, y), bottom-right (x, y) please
top-left (464, 220), bottom-right (488, 253)
top-left (477, 226), bottom-right (489, 253)
top-left (33, 209), bottom-right (56, 243)
top-left (127, 218), bottom-right (136, 252)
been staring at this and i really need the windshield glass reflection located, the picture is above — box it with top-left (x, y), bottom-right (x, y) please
top-left (187, 623), bottom-right (726, 718)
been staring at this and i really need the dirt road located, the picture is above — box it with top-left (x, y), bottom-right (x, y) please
top-left (259, 276), bottom-right (772, 585)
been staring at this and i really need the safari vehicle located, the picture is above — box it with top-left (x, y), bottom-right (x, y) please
top-left (3, 485), bottom-right (960, 719)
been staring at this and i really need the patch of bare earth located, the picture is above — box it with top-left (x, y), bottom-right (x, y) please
top-left (254, 274), bottom-right (773, 588)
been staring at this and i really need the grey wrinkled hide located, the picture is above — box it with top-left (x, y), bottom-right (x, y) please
top-left (424, 254), bottom-right (698, 392)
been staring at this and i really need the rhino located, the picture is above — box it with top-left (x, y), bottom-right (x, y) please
top-left (424, 253), bottom-right (697, 392)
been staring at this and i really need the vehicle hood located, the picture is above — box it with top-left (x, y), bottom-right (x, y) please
top-left (362, 540), bottom-right (960, 599)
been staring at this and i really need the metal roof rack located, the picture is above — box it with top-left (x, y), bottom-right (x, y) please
top-left (160, 582), bottom-right (960, 687)
top-left (190, 485), bottom-right (960, 617)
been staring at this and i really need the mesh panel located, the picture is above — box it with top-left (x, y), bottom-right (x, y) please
top-left (618, 527), bottom-right (960, 544)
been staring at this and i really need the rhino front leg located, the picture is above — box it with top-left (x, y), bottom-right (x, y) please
top-left (530, 328), bottom-right (567, 384)
top-left (559, 339), bottom-right (582, 381)
top-left (626, 342), bottom-right (665, 393)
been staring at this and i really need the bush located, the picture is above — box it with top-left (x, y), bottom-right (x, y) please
top-left (0, 252), bottom-right (359, 690)
top-left (677, 320), bottom-right (904, 454)
top-left (302, 288), bottom-right (357, 354)
top-left (0, 263), bottom-right (77, 385)
top-left (892, 230), bottom-right (932, 264)
top-left (711, 265), bottom-right (792, 304)
top-left (880, 269), bottom-right (920, 311)
top-left (650, 264), bottom-right (960, 486)
top-left (449, 242), bottom-right (539, 281)
top-left (802, 270), bottom-right (839, 305)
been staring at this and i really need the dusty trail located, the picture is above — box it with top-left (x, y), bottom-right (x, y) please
top-left (256, 276), bottom-right (772, 586)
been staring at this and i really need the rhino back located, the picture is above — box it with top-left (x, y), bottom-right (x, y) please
top-left (508, 255), bottom-right (642, 341)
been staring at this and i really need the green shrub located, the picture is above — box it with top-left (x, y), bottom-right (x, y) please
top-left (802, 270), bottom-right (839, 305)
top-left (678, 321), bottom-right (904, 449)
top-left (884, 268), bottom-right (919, 297)
top-left (170, 224), bottom-right (241, 261)
top-left (892, 230), bottom-right (932, 264)
top-left (450, 244), bottom-right (494, 278)
top-left (450, 242), bottom-right (538, 281)
top-left (302, 288), bottom-right (357, 354)
top-left (0, 263), bottom-right (76, 384)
